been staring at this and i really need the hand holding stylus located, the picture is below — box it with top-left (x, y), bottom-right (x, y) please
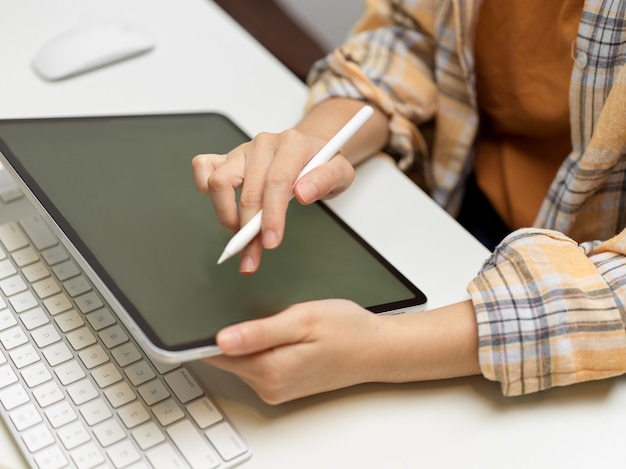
top-left (217, 105), bottom-right (374, 264)
top-left (192, 104), bottom-right (376, 273)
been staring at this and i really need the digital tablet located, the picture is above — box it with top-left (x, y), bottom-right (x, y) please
top-left (0, 113), bottom-right (427, 362)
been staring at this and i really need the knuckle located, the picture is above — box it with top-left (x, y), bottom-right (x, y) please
top-left (206, 170), bottom-right (232, 193)
top-left (265, 168), bottom-right (292, 190)
top-left (277, 128), bottom-right (301, 145)
top-left (238, 188), bottom-right (263, 209)
top-left (251, 131), bottom-right (276, 148)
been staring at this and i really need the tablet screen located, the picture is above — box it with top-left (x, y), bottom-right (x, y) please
top-left (0, 113), bottom-right (426, 351)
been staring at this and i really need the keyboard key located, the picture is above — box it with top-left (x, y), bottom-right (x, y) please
top-left (0, 308), bottom-right (17, 331)
top-left (66, 326), bottom-right (97, 350)
top-left (33, 381), bottom-right (64, 408)
top-left (165, 368), bottom-right (204, 404)
top-left (44, 400), bottom-right (77, 428)
top-left (186, 397), bottom-right (223, 429)
top-left (132, 421), bottom-right (165, 450)
top-left (80, 398), bottom-right (112, 426)
top-left (21, 422), bottom-right (55, 452)
top-left (112, 342), bottom-right (142, 367)
top-left (205, 422), bottom-right (248, 461)
top-left (54, 309), bottom-right (84, 332)
top-left (152, 398), bottom-right (185, 426)
top-left (10, 343), bottom-right (40, 369)
top-left (138, 380), bottom-right (170, 406)
top-left (33, 445), bottom-right (68, 469)
top-left (107, 440), bottom-right (141, 468)
top-left (12, 246), bottom-right (38, 267)
top-left (19, 307), bottom-right (49, 330)
top-left (22, 261), bottom-right (50, 283)
top-left (0, 222), bottom-right (29, 252)
top-left (91, 362), bottom-right (123, 388)
top-left (9, 402), bottom-right (42, 431)
top-left (86, 307), bottom-right (116, 331)
top-left (19, 215), bottom-right (58, 251)
top-left (75, 291), bottom-right (104, 314)
top-left (31, 324), bottom-right (61, 348)
top-left (21, 362), bottom-right (52, 388)
top-left (41, 245), bottom-right (68, 266)
top-left (0, 325), bottom-right (29, 350)
top-left (0, 364), bottom-right (18, 388)
top-left (70, 441), bottom-right (105, 468)
top-left (79, 344), bottom-right (110, 369)
top-left (33, 276), bottom-right (61, 299)
top-left (146, 442), bottom-right (189, 469)
top-left (93, 418), bottom-right (125, 447)
top-left (168, 419), bottom-right (221, 469)
top-left (52, 259), bottom-right (80, 281)
top-left (105, 382), bottom-right (137, 408)
top-left (42, 342), bottom-right (73, 366)
top-left (0, 186), bottom-right (23, 204)
top-left (0, 274), bottom-right (27, 296)
top-left (100, 325), bottom-right (129, 349)
top-left (63, 275), bottom-right (91, 297)
top-left (66, 378), bottom-right (99, 405)
top-left (54, 360), bottom-right (86, 385)
top-left (59, 421), bottom-right (91, 450)
top-left (42, 292), bottom-right (72, 315)
top-left (0, 259), bottom-right (17, 279)
top-left (124, 360), bottom-right (156, 386)
top-left (0, 383), bottom-right (30, 410)
top-left (118, 400), bottom-right (150, 429)
top-left (9, 291), bottom-right (38, 313)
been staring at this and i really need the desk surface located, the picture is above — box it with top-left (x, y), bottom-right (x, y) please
top-left (1, 1), bottom-right (624, 468)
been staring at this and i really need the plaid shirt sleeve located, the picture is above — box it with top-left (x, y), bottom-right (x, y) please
top-left (305, 0), bottom-right (439, 172)
top-left (468, 228), bottom-right (626, 396)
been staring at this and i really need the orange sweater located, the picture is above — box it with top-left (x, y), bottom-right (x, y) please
top-left (473, 0), bottom-right (583, 229)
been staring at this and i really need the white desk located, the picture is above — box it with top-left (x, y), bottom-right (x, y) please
top-left (1, 1), bottom-right (624, 468)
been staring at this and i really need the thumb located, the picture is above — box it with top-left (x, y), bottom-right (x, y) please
top-left (216, 306), bottom-right (310, 356)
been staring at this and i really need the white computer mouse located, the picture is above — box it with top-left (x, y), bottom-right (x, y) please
top-left (33, 22), bottom-right (155, 81)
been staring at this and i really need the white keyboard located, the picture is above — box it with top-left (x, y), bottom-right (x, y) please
top-left (0, 211), bottom-right (251, 468)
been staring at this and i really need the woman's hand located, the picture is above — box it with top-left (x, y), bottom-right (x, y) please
top-left (192, 98), bottom-right (390, 274)
top-left (192, 130), bottom-right (355, 273)
top-left (203, 299), bottom-right (481, 405)
top-left (203, 299), bottom-right (391, 404)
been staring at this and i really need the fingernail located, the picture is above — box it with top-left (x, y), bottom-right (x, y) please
top-left (240, 255), bottom-right (255, 273)
top-left (219, 328), bottom-right (242, 353)
top-left (263, 230), bottom-right (279, 249)
top-left (296, 180), bottom-right (318, 204)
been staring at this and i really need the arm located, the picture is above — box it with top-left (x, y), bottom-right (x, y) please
top-left (204, 298), bottom-right (480, 405)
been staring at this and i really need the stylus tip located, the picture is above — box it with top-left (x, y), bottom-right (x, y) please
top-left (217, 250), bottom-right (232, 265)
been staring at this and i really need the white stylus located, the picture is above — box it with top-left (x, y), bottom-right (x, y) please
top-left (217, 105), bottom-right (374, 264)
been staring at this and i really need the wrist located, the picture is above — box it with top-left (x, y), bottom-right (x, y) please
top-left (296, 98), bottom-right (389, 165)
top-left (372, 300), bottom-right (481, 383)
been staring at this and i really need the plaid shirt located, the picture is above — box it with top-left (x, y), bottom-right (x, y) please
top-left (307, 0), bottom-right (626, 396)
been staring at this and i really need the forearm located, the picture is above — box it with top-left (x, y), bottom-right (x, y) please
top-left (295, 97), bottom-right (390, 166)
top-left (375, 299), bottom-right (480, 383)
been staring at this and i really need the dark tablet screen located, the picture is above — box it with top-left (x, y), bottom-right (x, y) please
top-left (0, 113), bottom-right (426, 351)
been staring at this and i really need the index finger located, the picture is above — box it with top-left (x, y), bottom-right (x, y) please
top-left (191, 153), bottom-right (227, 193)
